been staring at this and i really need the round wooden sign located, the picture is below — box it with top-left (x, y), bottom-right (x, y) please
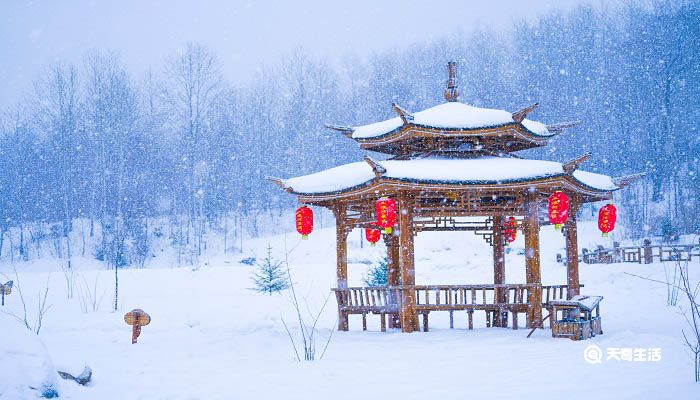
top-left (124, 309), bottom-right (151, 326)
top-left (1, 281), bottom-right (12, 295)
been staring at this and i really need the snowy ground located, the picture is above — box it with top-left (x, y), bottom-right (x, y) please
top-left (1, 221), bottom-right (698, 399)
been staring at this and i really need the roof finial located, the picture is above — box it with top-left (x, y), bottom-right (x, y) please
top-left (444, 61), bottom-right (459, 102)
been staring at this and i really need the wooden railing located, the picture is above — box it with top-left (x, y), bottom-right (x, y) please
top-left (542, 284), bottom-right (576, 304)
top-left (412, 284), bottom-right (530, 310)
top-left (332, 286), bottom-right (399, 313)
top-left (573, 241), bottom-right (700, 265)
top-left (332, 283), bottom-right (579, 331)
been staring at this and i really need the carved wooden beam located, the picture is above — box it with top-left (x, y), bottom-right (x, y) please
top-left (562, 152), bottom-right (591, 174)
top-left (612, 173), bottom-right (646, 188)
top-left (363, 155), bottom-right (386, 178)
top-left (391, 103), bottom-right (414, 124)
top-left (266, 176), bottom-right (292, 193)
top-left (512, 103), bottom-right (539, 123)
top-left (324, 123), bottom-right (354, 138)
top-left (546, 121), bottom-right (580, 134)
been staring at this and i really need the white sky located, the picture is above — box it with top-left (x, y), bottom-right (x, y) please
top-left (1, 0), bottom-right (600, 108)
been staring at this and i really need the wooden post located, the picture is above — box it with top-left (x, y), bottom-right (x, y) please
top-left (564, 203), bottom-right (581, 299)
top-left (643, 239), bottom-right (653, 264)
top-left (492, 215), bottom-right (507, 327)
top-left (385, 234), bottom-right (401, 328)
top-left (397, 195), bottom-right (417, 333)
top-left (524, 192), bottom-right (543, 329)
top-left (334, 205), bottom-right (349, 331)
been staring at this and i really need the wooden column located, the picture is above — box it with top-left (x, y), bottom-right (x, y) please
top-left (385, 234), bottom-right (401, 328)
top-left (565, 202), bottom-right (581, 299)
top-left (334, 205), bottom-right (349, 331)
top-left (524, 193), bottom-right (543, 329)
top-left (492, 215), bottom-right (507, 327)
top-left (397, 195), bottom-right (417, 333)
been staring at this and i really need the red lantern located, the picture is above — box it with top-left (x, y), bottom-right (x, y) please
top-left (295, 206), bottom-right (313, 239)
top-left (548, 191), bottom-right (570, 230)
top-left (598, 204), bottom-right (617, 237)
top-left (503, 217), bottom-right (517, 245)
top-left (376, 197), bottom-right (397, 234)
top-left (365, 228), bottom-right (381, 246)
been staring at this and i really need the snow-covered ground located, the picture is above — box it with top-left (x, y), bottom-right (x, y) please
top-left (1, 221), bottom-right (697, 399)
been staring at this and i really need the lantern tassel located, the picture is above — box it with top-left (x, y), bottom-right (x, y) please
top-left (302, 235), bottom-right (309, 240)
top-left (370, 242), bottom-right (376, 247)
top-left (383, 227), bottom-right (393, 234)
top-left (602, 232), bottom-right (608, 238)
top-left (554, 224), bottom-right (563, 231)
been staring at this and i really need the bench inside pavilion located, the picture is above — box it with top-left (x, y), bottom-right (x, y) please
top-left (269, 62), bottom-right (641, 337)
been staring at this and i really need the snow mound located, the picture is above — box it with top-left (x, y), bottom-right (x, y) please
top-left (0, 314), bottom-right (59, 398)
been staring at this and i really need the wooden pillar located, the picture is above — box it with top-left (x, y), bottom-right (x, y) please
top-left (492, 215), bottom-right (507, 327)
top-left (565, 203), bottom-right (581, 299)
top-left (334, 205), bottom-right (349, 331)
top-left (397, 195), bottom-right (417, 333)
top-left (524, 192), bottom-right (543, 329)
top-left (385, 234), bottom-right (401, 328)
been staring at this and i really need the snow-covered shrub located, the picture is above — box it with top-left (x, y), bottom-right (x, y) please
top-left (0, 313), bottom-right (59, 398)
top-left (240, 257), bottom-right (256, 266)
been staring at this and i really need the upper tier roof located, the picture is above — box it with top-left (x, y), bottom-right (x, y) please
top-left (351, 102), bottom-right (552, 140)
top-left (327, 101), bottom-right (577, 155)
top-left (277, 156), bottom-right (619, 197)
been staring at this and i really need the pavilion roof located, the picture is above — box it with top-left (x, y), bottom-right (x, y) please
top-left (350, 102), bottom-right (553, 140)
top-left (326, 101), bottom-right (579, 155)
top-left (273, 156), bottom-right (619, 197)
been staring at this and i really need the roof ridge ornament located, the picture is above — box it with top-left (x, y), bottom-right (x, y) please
top-left (612, 173), bottom-right (646, 188)
top-left (512, 103), bottom-right (539, 123)
top-left (324, 123), bottom-right (354, 138)
top-left (391, 103), bottom-right (414, 124)
top-left (265, 176), bottom-right (292, 193)
top-left (546, 121), bottom-right (580, 134)
top-left (444, 61), bottom-right (459, 102)
top-left (562, 152), bottom-right (591, 174)
top-left (363, 155), bottom-right (386, 178)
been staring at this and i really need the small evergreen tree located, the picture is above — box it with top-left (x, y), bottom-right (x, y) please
top-left (252, 245), bottom-right (289, 295)
top-left (363, 256), bottom-right (388, 286)
top-left (660, 218), bottom-right (679, 243)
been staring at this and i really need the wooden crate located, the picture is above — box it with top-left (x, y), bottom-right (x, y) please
top-left (549, 295), bottom-right (603, 341)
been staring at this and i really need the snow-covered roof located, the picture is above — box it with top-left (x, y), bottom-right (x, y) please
top-left (281, 156), bottom-right (618, 195)
top-left (351, 102), bottom-right (552, 140)
top-left (549, 295), bottom-right (604, 311)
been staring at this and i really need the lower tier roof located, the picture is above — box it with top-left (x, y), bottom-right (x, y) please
top-left (278, 156), bottom-right (618, 198)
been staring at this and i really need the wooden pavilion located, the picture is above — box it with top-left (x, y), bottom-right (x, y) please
top-left (269, 62), bottom-right (641, 334)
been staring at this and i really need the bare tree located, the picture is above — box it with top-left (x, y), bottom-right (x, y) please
top-left (0, 266), bottom-right (51, 335)
top-left (677, 258), bottom-right (700, 382)
top-left (279, 238), bottom-right (334, 361)
top-left (32, 64), bottom-right (80, 297)
top-left (84, 51), bottom-right (139, 309)
top-left (165, 43), bottom-right (222, 264)
top-left (625, 253), bottom-right (700, 382)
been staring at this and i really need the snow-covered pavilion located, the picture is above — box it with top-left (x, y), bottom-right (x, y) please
top-left (269, 62), bottom-right (642, 333)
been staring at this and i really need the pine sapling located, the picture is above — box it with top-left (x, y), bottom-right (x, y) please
top-left (252, 245), bottom-right (289, 295)
top-left (363, 256), bottom-right (388, 287)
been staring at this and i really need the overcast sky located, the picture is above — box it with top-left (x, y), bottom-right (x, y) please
top-left (1, 0), bottom-right (601, 108)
